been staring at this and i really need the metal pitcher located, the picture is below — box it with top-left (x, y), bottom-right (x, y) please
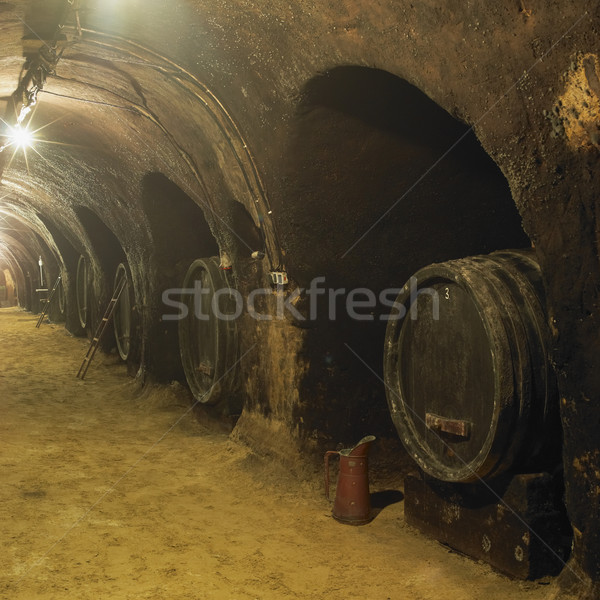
top-left (324, 435), bottom-right (376, 525)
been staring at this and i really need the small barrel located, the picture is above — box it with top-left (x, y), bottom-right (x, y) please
top-left (383, 250), bottom-right (558, 482)
top-left (178, 257), bottom-right (241, 414)
top-left (113, 263), bottom-right (132, 361)
top-left (57, 276), bottom-right (66, 316)
top-left (76, 255), bottom-right (88, 329)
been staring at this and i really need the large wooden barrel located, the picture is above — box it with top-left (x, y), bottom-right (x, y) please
top-left (178, 257), bottom-right (242, 415)
top-left (383, 250), bottom-right (558, 482)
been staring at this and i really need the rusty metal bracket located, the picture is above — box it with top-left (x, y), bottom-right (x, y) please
top-left (425, 412), bottom-right (471, 439)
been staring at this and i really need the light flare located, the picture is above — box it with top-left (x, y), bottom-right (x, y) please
top-left (0, 110), bottom-right (71, 174)
top-left (5, 124), bottom-right (34, 151)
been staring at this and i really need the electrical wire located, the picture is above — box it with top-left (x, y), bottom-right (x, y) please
top-left (38, 89), bottom-right (139, 112)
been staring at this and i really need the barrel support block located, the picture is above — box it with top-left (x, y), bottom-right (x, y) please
top-left (404, 471), bottom-right (572, 580)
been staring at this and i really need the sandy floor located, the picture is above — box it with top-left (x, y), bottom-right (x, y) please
top-left (0, 307), bottom-right (557, 599)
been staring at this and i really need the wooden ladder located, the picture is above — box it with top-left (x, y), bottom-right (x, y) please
top-left (76, 275), bottom-right (127, 380)
top-left (35, 275), bottom-right (61, 329)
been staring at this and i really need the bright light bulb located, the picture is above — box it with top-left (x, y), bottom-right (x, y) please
top-left (7, 124), bottom-right (34, 150)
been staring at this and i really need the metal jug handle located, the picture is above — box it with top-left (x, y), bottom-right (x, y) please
top-left (324, 450), bottom-right (339, 501)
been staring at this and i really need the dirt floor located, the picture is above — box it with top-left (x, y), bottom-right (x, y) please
top-left (0, 307), bottom-right (560, 599)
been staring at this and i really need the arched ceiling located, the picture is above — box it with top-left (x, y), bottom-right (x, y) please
top-left (1, 1), bottom-right (289, 288)
top-left (0, 0), bottom-right (593, 291)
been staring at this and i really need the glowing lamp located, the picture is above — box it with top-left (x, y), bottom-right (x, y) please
top-left (7, 124), bottom-right (34, 150)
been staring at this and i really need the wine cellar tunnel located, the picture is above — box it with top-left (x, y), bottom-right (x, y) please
top-left (0, 1), bottom-right (599, 599)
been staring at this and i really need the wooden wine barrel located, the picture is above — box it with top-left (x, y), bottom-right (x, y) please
top-left (76, 255), bottom-right (88, 329)
top-left (383, 250), bottom-right (558, 482)
top-left (178, 257), bottom-right (241, 414)
top-left (57, 276), bottom-right (66, 316)
top-left (113, 263), bottom-right (132, 361)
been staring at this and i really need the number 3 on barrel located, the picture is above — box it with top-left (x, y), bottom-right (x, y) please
top-left (444, 287), bottom-right (450, 300)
